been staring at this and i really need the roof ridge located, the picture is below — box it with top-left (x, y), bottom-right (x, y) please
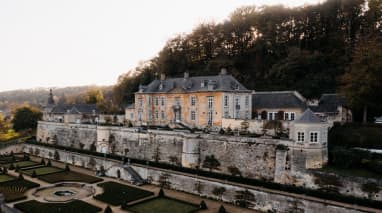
top-left (255, 90), bottom-right (297, 94)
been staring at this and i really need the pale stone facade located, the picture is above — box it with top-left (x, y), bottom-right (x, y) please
top-left (132, 70), bottom-right (252, 129)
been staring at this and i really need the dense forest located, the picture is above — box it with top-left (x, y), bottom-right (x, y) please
top-left (113, 0), bottom-right (382, 121)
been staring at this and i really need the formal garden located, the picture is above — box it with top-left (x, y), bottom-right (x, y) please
top-left (0, 152), bottom-right (215, 213)
top-left (14, 200), bottom-right (102, 213)
top-left (94, 181), bottom-right (154, 205)
top-left (126, 197), bottom-right (200, 213)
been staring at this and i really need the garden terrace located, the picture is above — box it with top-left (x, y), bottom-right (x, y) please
top-left (21, 166), bottom-right (63, 176)
top-left (39, 171), bottom-right (103, 184)
top-left (0, 179), bottom-right (40, 202)
top-left (14, 200), bottom-right (102, 213)
top-left (27, 141), bottom-right (382, 209)
top-left (126, 197), bottom-right (200, 213)
top-left (2, 160), bottom-right (41, 169)
top-left (0, 174), bottom-right (15, 183)
top-left (94, 181), bottom-right (154, 206)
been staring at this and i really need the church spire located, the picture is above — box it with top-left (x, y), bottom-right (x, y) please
top-left (48, 89), bottom-right (55, 105)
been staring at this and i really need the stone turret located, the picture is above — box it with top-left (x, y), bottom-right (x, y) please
top-left (290, 109), bottom-right (329, 169)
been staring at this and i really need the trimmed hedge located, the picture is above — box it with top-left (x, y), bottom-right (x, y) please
top-left (14, 200), bottom-right (101, 213)
top-left (0, 179), bottom-right (40, 202)
top-left (26, 140), bottom-right (382, 209)
top-left (94, 181), bottom-right (154, 205)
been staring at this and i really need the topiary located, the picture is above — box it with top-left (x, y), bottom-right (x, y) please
top-left (31, 170), bottom-right (37, 178)
top-left (104, 205), bottom-right (112, 213)
top-left (199, 200), bottom-right (207, 210)
top-left (3, 167), bottom-right (7, 174)
top-left (18, 173), bottom-right (24, 180)
top-left (158, 188), bottom-right (165, 197)
top-left (218, 205), bottom-right (226, 213)
top-left (47, 159), bottom-right (52, 167)
top-left (40, 158), bottom-right (46, 165)
top-left (65, 163), bottom-right (70, 172)
top-left (9, 164), bottom-right (14, 170)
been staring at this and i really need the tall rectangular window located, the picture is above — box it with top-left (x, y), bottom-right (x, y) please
top-left (155, 97), bottom-right (159, 106)
top-left (160, 96), bottom-right (165, 106)
top-left (290, 112), bottom-right (295, 121)
top-left (191, 96), bottom-right (196, 106)
top-left (138, 98), bottom-right (143, 108)
top-left (268, 112), bottom-right (276, 120)
top-left (245, 96), bottom-right (249, 108)
top-left (297, 132), bottom-right (305, 142)
top-left (224, 96), bottom-right (229, 107)
top-left (245, 111), bottom-right (250, 119)
top-left (310, 132), bottom-right (318, 142)
top-left (235, 96), bottom-right (240, 109)
top-left (284, 113), bottom-right (289, 120)
top-left (155, 110), bottom-right (158, 120)
top-left (190, 111), bottom-right (196, 121)
top-left (207, 96), bottom-right (213, 109)
top-left (148, 96), bottom-right (152, 105)
top-left (207, 111), bottom-right (213, 126)
top-left (161, 111), bottom-right (165, 120)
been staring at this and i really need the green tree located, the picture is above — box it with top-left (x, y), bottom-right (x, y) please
top-left (12, 106), bottom-right (42, 132)
top-left (340, 36), bottom-right (382, 122)
top-left (86, 89), bottom-right (104, 104)
top-left (104, 205), bottom-right (112, 213)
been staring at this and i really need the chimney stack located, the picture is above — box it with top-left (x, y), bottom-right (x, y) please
top-left (220, 67), bottom-right (227, 75)
top-left (160, 73), bottom-right (166, 81)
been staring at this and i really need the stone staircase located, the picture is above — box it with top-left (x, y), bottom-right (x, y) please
top-left (123, 165), bottom-right (145, 185)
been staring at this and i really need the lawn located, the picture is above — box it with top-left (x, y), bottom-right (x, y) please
top-left (2, 161), bottom-right (41, 169)
top-left (21, 166), bottom-right (63, 176)
top-left (39, 171), bottom-right (103, 184)
top-left (0, 179), bottom-right (40, 202)
top-left (127, 197), bottom-right (200, 213)
top-left (94, 181), bottom-right (154, 206)
top-left (14, 200), bottom-right (102, 213)
top-left (0, 174), bottom-right (15, 183)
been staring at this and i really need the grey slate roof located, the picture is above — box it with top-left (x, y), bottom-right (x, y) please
top-left (309, 94), bottom-right (346, 113)
top-left (126, 103), bottom-right (135, 109)
top-left (295, 109), bottom-right (323, 123)
top-left (50, 104), bottom-right (97, 114)
top-left (252, 91), bottom-right (307, 109)
top-left (138, 74), bottom-right (250, 93)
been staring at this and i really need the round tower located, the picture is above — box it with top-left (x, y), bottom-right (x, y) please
top-left (181, 136), bottom-right (201, 168)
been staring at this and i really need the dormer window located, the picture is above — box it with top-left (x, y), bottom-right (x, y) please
top-left (159, 83), bottom-right (163, 90)
top-left (201, 80), bottom-right (208, 88)
top-left (235, 84), bottom-right (239, 90)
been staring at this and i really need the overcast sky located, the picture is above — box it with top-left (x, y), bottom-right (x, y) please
top-left (0, 0), bottom-right (320, 92)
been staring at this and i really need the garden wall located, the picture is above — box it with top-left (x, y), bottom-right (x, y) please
top-left (21, 144), bottom-right (375, 213)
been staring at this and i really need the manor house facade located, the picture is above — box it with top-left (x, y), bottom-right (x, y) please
top-left (127, 69), bottom-right (252, 128)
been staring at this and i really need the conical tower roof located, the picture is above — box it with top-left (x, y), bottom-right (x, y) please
top-left (295, 108), bottom-right (322, 123)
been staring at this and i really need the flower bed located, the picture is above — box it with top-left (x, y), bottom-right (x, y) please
top-left (94, 181), bottom-right (154, 206)
top-left (14, 200), bottom-right (101, 213)
top-left (39, 171), bottom-right (103, 184)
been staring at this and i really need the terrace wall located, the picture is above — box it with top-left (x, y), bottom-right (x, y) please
top-left (21, 144), bottom-right (378, 213)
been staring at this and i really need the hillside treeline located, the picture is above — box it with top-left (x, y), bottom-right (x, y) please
top-left (113, 0), bottom-right (382, 121)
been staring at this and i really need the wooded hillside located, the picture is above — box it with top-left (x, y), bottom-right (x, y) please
top-left (113, 0), bottom-right (382, 121)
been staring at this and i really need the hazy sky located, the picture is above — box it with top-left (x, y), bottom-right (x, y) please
top-left (0, 0), bottom-right (320, 92)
